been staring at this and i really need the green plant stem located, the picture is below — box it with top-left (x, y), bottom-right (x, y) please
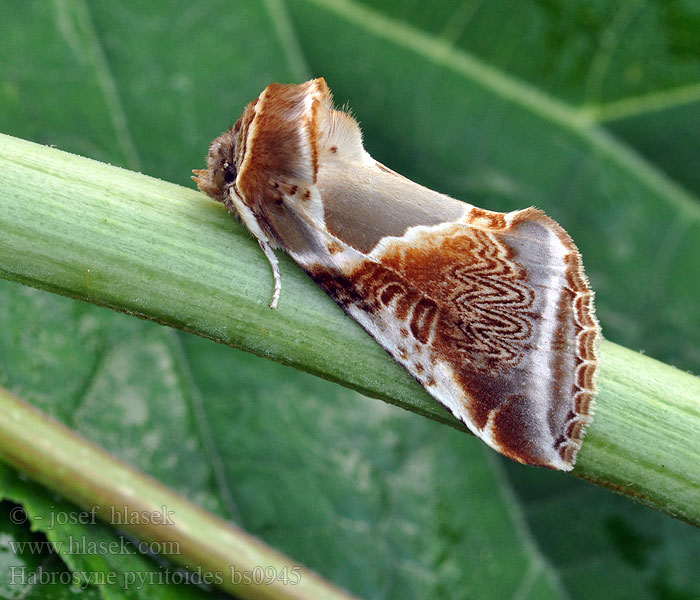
top-left (0, 385), bottom-right (358, 600)
top-left (1, 133), bottom-right (699, 526)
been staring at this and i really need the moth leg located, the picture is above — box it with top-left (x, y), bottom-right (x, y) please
top-left (226, 188), bottom-right (282, 309)
top-left (259, 239), bottom-right (281, 309)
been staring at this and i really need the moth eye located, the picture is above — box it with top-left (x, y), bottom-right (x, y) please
top-left (223, 161), bottom-right (237, 183)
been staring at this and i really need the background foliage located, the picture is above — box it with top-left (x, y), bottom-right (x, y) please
top-left (1, 1), bottom-right (699, 599)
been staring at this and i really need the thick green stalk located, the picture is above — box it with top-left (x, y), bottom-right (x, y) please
top-left (1, 133), bottom-right (699, 526)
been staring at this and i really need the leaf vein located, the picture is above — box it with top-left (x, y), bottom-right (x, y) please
top-left (53, 0), bottom-right (142, 171)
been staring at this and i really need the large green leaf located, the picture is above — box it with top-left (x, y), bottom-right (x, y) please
top-left (348, 0), bottom-right (700, 197)
top-left (1, 1), bottom-right (699, 599)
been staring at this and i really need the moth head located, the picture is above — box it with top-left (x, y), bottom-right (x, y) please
top-left (194, 79), bottom-right (360, 208)
top-left (193, 125), bottom-right (242, 203)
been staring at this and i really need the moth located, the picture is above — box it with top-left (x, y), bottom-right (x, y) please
top-left (193, 78), bottom-right (599, 471)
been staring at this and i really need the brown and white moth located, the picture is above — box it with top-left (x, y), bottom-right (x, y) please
top-left (193, 78), bottom-right (600, 471)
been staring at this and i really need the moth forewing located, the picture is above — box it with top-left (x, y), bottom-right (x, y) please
top-left (195, 78), bottom-right (599, 471)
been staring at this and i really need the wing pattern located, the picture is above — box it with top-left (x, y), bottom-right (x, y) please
top-left (307, 207), bottom-right (597, 470)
